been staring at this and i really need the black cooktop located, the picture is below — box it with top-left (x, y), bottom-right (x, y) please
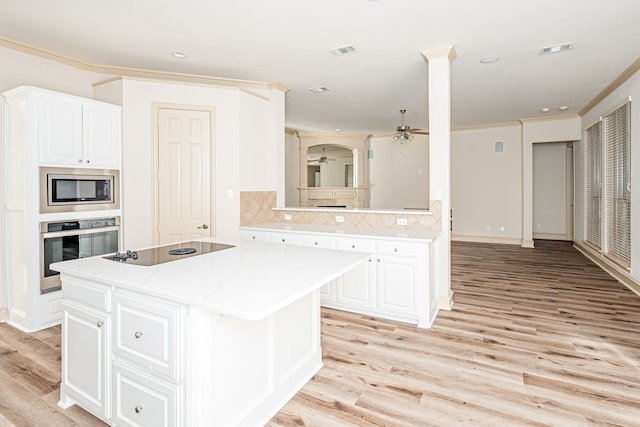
top-left (105, 241), bottom-right (235, 266)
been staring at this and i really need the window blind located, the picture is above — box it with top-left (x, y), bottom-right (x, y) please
top-left (603, 101), bottom-right (631, 266)
top-left (584, 121), bottom-right (602, 248)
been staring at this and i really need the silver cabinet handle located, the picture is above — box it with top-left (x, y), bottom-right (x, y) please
top-left (134, 331), bottom-right (143, 339)
top-left (85, 159), bottom-right (90, 163)
top-left (135, 405), bottom-right (143, 414)
top-left (352, 244), bottom-right (355, 249)
top-left (377, 258), bottom-right (381, 262)
top-left (198, 224), bottom-right (209, 229)
top-left (394, 248), bottom-right (398, 252)
top-left (78, 159), bottom-right (83, 163)
top-left (96, 321), bottom-right (104, 328)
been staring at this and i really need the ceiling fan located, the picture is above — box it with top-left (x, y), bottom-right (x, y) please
top-left (307, 148), bottom-right (335, 165)
top-left (393, 109), bottom-right (429, 141)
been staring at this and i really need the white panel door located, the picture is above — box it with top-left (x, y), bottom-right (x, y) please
top-left (157, 108), bottom-right (212, 244)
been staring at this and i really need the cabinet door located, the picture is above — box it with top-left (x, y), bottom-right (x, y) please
top-left (61, 302), bottom-right (108, 419)
top-left (337, 257), bottom-right (375, 308)
top-left (376, 255), bottom-right (419, 317)
top-left (335, 238), bottom-right (376, 309)
top-left (301, 235), bottom-right (337, 302)
top-left (83, 104), bottom-right (121, 168)
top-left (38, 93), bottom-right (83, 165)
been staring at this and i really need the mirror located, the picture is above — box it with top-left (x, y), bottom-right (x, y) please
top-left (306, 145), bottom-right (354, 188)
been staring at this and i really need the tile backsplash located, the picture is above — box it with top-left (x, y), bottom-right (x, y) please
top-left (240, 191), bottom-right (442, 231)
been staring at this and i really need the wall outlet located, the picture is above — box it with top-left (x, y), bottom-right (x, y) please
top-left (397, 218), bottom-right (408, 226)
top-left (226, 189), bottom-right (233, 199)
top-left (536, 222), bottom-right (542, 229)
top-left (486, 225), bottom-right (491, 232)
top-left (336, 215), bottom-right (345, 223)
top-left (284, 214), bottom-right (292, 221)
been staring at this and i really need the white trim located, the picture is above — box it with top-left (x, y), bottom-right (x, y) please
top-left (452, 234), bottom-right (522, 245)
top-left (574, 241), bottom-right (640, 297)
top-left (533, 232), bottom-right (570, 241)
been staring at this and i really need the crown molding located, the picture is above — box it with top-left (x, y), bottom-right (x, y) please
top-left (421, 45), bottom-right (457, 62)
top-left (579, 58), bottom-right (640, 117)
top-left (519, 114), bottom-right (580, 124)
top-left (452, 121), bottom-right (521, 132)
top-left (0, 36), bottom-right (278, 91)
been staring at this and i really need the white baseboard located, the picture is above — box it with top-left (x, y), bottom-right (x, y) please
top-left (533, 232), bottom-right (569, 240)
top-left (438, 291), bottom-right (454, 310)
top-left (452, 234), bottom-right (522, 246)
top-left (574, 241), bottom-right (640, 297)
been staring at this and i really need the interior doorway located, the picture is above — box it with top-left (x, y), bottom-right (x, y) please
top-left (532, 141), bottom-right (574, 241)
top-left (154, 105), bottom-right (215, 245)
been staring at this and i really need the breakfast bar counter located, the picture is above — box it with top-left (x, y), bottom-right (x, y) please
top-left (52, 238), bottom-right (369, 426)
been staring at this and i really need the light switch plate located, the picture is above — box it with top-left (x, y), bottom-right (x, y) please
top-left (336, 215), bottom-right (345, 223)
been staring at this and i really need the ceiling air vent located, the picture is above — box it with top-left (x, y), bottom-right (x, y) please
top-left (309, 86), bottom-right (330, 93)
top-left (329, 45), bottom-right (357, 56)
top-left (539, 42), bottom-right (574, 55)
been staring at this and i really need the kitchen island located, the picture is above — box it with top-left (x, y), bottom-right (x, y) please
top-left (52, 238), bottom-right (369, 427)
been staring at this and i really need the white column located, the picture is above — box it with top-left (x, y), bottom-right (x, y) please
top-left (269, 83), bottom-right (289, 207)
top-left (422, 45), bottom-right (456, 310)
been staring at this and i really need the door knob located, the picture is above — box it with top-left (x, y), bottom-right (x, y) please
top-left (198, 224), bottom-right (209, 229)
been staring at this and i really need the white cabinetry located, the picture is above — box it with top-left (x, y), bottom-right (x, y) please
top-left (111, 291), bottom-right (183, 427)
top-left (59, 278), bottom-right (111, 419)
top-left (1, 86), bottom-right (122, 332)
top-left (240, 225), bottom-right (438, 328)
top-left (37, 89), bottom-right (121, 168)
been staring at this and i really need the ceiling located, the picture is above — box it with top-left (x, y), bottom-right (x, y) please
top-left (1, 0), bottom-right (639, 135)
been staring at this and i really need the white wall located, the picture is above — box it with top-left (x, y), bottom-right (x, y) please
top-left (533, 142), bottom-right (568, 239)
top-left (368, 135), bottom-right (429, 209)
top-left (578, 69), bottom-right (640, 283)
top-left (94, 78), bottom-right (281, 249)
top-left (451, 124), bottom-right (523, 243)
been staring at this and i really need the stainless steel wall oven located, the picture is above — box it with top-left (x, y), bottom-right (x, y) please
top-left (40, 217), bottom-right (120, 293)
top-left (40, 167), bottom-right (120, 213)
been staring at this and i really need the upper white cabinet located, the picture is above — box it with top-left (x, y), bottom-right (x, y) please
top-left (37, 90), bottom-right (121, 168)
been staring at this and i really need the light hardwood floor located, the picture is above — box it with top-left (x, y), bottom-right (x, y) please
top-left (1, 240), bottom-right (639, 426)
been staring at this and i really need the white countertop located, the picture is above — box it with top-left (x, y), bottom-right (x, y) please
top-left (51, 238), bottom-right (369, 320)
top-left (241, 223), bottom-right (440, 242)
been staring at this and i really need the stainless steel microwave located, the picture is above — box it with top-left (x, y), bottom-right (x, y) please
top-left (40, 167), bottom-right (120, 213)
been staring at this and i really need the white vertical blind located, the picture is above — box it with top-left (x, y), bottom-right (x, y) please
top-left (584, 121), bottom-right (602, 248)
top-left (603, 101), bottom-right (631, 266)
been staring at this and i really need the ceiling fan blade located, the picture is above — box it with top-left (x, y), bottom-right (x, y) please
top-left (412, 130), bottom-right (430, 135)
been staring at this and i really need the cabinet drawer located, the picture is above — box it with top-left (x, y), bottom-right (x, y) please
top-left (63, 277), bottom-right (111, 312)
top-left (114, 292), bottom-right (181, 380)
top-left (301, 234), bottom-right (336, 249)
top-left (112, 362), bottom-right (178, 427)
top-left (240, 229), bottom-right (270, 242)
top-left (376, 240), bottom-right (426, 258)
top-left (333, 189), bottom-right (358, 198)
top-left (269, 232), bottom-right (302, 245)
top-left (335, 237), bottom-right (376, 253)
top-left (308, 189), bottom-right (334, 199)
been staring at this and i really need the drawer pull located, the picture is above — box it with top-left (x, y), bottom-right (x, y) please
top-left (134, 405), bottom-right (143, 414)
top-left (352, 244), bottom-right (355, 249)
top-left (134, 331), bottom-right (143, 339)
top-left (282, 239), bottom-right (285, 242)
top-left (252, 236), bottom-right (256, 239)
top-left (314, 242), bottom-right (318, 245)
top-left (377, 258), bottom-right (381, 263)
top-left (96, 321), bottom-right (104, 328)
top-left (394, 248), bottom-right (398, 252)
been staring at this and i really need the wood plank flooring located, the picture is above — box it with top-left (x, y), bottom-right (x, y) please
top-left (1, 240), bottom-right (639, 426)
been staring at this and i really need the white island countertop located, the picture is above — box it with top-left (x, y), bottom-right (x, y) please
top-left (51, 238), bottom-right (369, 320)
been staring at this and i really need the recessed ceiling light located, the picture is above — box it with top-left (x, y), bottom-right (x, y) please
top-left (479, 55), bottom-right (499, 64)
top-left (171, 50), bottom-right (187, 58)
top-left (539, 42), bottom-right (574, 55)
top-left (559, 105), bottom-right (569, 111)
top-left (309, 86), bottom-right (330, 93)
top-left (541, 107), bottom-right (550, 113)
top-left (329, 45), bottom-right (357, 56)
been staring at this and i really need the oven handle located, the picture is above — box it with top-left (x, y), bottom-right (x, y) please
top-left (41, 226), bottom-right (120, 239)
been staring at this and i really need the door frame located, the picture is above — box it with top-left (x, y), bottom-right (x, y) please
top-left (151, 103), bottom-right (216, 245)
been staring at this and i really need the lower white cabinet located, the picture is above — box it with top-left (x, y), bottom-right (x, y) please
top-left (112, 362), bottom-right (178, 427)
top-left (60, 302), bottom-right (109, 419)
top-left (240, 225), bottom-right (438, 328)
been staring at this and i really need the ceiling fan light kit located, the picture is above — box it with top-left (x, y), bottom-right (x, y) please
top-left (393, 109), bottom-right (427, 141)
